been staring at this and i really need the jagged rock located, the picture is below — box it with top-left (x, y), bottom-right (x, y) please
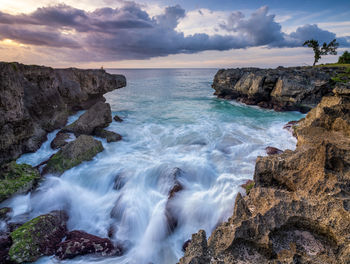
top-left (9, 210), bottom-right (68, 263)
top-left (179, 230), bottom-right (210, 264)
top-left (63, 102), bottom-right (112, 136)
top-left (179, 84), bottom-right (350, 263)
top-left (265, 146), bottom-right (283, 155)
top-left (0, 162), bottom-right (40, 202)
top-left (43, 135), bottom-right (103, 175)
top-left (240, 179), bottom-right (255, 195)
top-left (114, 115), bottom-right (123, 122)
top-left (0, 62), bottom-right (126, 165)
top-left (55, 230), bottom-right (122, 260)
top-left (50, 132), bottom-right (71, 149)
top-left (94, 128), bottom-right (122, 143)
top-left (212, 66), bottom-right (346, 113)
top-left (182, 239), bottom-right (191, 252)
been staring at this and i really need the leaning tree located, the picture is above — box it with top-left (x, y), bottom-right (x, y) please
top-left (303, 39), bottom-right (339, 66)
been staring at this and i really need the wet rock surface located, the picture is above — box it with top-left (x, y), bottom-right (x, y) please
top-left (212, 66), bottom-right (346, 112)
top-left (43, 135), bottom-right (104, 175)
top-left (0, 62), bottom-right (126, 165)
top-left (0, 162), bottom-right (40, 202)
top-left (265, 146), bottom-right (283, 155)
top-left (179, 83), bottom-right (350, 263)
top-left (63, 101), bottom-right (112, 136)
top-left (50, 132), bottom-right (71, 150)
top-left (55, 230), bottom-right (122, 260)
top-left (9, 210), bottom-right (68, 263)
top-left (94, 128), bottom-right (122, 143)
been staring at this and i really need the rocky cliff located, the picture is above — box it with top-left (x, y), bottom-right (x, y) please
top-left (212, 66), bottom-right (345, 113)
top-left (179, 83), bottom-right (350, 263)
top-left (0, 62), bottom-right (126, 164)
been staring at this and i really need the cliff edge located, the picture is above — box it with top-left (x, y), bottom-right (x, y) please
top-left (212, 66), bottom-right (346, 113)
top-left (179, 82), bottom-right (350, 263)
top-left (0, 62), bottom-right (126, 164)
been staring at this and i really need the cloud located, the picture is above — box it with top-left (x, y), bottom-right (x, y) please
top-left (0, 3), bottom-right (348, 62)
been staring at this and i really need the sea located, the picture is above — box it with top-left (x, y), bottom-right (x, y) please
top-left (3, 68), bottom-right (304, 264)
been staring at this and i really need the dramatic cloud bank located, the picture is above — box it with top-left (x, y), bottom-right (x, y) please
top-left (0, 2), bottom-right (349, 62)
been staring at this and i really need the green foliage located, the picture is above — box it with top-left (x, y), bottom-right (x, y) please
top-left (0, 162), bottom-right (40, 202)
top-left (244, 181), bottom-right (255, 195)
top-left (338, 51), bottom-right (350, 64)
top-left (331, 67), bottom-right (350, 83)
top-left (303, 39), bottom-right (339, 66)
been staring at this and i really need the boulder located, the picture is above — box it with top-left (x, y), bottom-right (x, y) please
top-left (50, 132), bottom-right (71, 149)
top-left (63, 102), bottom-right (112, 136)
top-left (179, 230), bottom-right (210, 264)
top-left (114, 115), bottom-right (123, 122)
top-left (0, 208), bottom-right (12, 221)
top-left (94, 128), bottom-right (122, 143)
top-left (9, 210), bottom-right (68, 263)
top-left (265, 146), bottom-right (283, 155)
top-left (0, 162), bottom-right (40, 202)
top-left (0, 62), bottom-right (126, 165)
top-left (43, 135), bottom-right (103, 175)
top-left (165, 168), bottom-right (184, 232)
top-left (55, 230), bottom-right (122, 260)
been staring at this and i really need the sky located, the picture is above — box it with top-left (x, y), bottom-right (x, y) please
top-left (0, 0), bottom-right (349, 68)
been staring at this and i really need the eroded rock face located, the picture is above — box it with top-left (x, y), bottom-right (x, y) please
top-left (55, 230), bottom-right (122, 260)
top-left (212, 66), bottom-right (345, 112)
top-left (0, 62), bottom-right (126, 165)
top-left (9, 210), bottom-right (68, 263)
top-left (50, 132), bottom-right (71, 150)
top-left (43, 135), bottom-right (103, 175)
top-left (179, 83), bottom-right (350, 264)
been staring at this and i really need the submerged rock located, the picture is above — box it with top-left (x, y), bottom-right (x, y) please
top-left (113, 115), bottom-right (123, 122)
top-left (179, 83), bottom-right (350, 263)
top-left (0, 208), bottom-right (12, 221)
top-left (165, 168), bottom-right (184, 232)
top-left (9, 210), bottom-right (68, 263)
top-left (0, 162), bottom-right (40, 202)
top-left (0, 62), bottom-right (126, 165)
top-left (94, 128), bottom-right (122, 143)
top-left (50, 132), bottom-right (71, 150)
top-left (55, 230), bottom-right (122, 260)
top-left (44, 135), bottom-right (103, 175)
top-left (63, 101), bottom-right (112, 136)
top-left (212, 66), bottom-right (346, 112)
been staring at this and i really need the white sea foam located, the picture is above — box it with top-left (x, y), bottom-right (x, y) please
top-left (2, 69), bottom-right (304, 264)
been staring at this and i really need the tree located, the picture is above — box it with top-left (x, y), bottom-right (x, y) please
top-left (303, 39), bottom-right (339, 66)
top-left (338, 51), bottom-right (350, 64)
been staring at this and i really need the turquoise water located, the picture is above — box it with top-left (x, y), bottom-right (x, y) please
top-left (4, 69), bottom-right (303, 264)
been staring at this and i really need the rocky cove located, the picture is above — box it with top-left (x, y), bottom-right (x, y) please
top-left (0, 63), bottom-right (349, 264)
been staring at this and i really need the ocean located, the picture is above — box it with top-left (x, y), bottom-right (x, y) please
top-left (7, 68), bottom-right (303, 264)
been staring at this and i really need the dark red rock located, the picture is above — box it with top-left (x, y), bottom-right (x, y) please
top-left (265, 146), bottom-right (283, 155)
top-left (55, 230), bottom-right (122, 260)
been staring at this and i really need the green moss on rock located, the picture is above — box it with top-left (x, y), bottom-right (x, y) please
top-left (9, 211), bottom-right (68, 263)
top-left (0, 162), bottom-right (40, 202)
top-left (44, 135), bottom-right (104, 174)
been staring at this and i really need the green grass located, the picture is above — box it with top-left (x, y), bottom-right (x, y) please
top-left (315, 63), bottom-right (350, 83)
top-left (316, 63), bottom-right (350, 69)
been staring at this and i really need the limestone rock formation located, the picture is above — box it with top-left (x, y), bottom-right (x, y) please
top-left (179, 82), bottom-right (350, 264)
top-left (0, 62), bottom-right (126, 165)
top-left (9, 210), bottom-right (68, 263)
top-left (212, 66), bottom-right (346, 112)
top-left (43, 135), bottom-right (103, 175)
